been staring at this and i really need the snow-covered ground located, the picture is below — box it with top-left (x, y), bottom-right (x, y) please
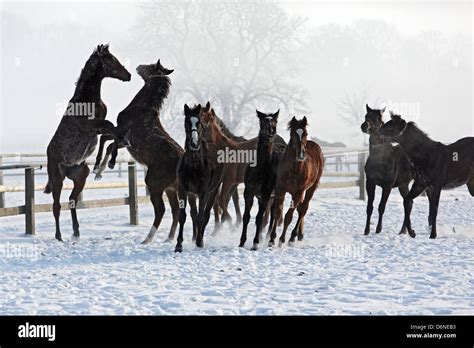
top-left (0, 180), bottom-right (473, 315)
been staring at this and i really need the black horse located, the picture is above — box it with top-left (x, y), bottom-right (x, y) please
top-left (175, 104), bottom-right (224, 252)
top-left (360, 105), bottom-right (412, 235)
top-left (378, 113), bottom-right (474, 238)
top-left (239, 110), bottom-right (282, 250)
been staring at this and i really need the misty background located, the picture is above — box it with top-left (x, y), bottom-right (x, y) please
top-left (1, 0), bottom-right (472, 153)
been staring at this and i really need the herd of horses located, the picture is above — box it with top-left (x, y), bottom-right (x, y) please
top-left (44, 45), bottom-right (474, 251)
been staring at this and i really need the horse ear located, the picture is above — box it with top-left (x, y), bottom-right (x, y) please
top-left (302, 116), bottom-right (308, 126)
top-left (366, 104), bottom-right (372, 113)
top-left (273, 109), bottom-right (280, 120)
top-left (380, 107), bottom-right (386, 114)
top-left (156, 59), bottom-right (161, 67)
top-left (205, 101), bottom-right (211, 111)
top-left (389, 110), bottom-right (394, 117)
top-left (184, 104), bottom-right (190, 115)
top-left (256, 110), bottom-right (264, 119)
top-left (164, 68), bottom-right (174, 75)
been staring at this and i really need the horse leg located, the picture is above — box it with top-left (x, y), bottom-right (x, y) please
top-left (428, 187), bottom-right (441, 239)
top-left (218, 181), bottom-right (233, 226)
top-left (398, 184), bottom-right (409, 234)
top-left (175, 187), bottom-right (187, 253)
top-left (268, 192), bottom-right (284, 247)
top-left (65, 163), bottom-right (90, 240)
top-left (292, 183), bottom-right (318, 242)
top-left (239, 187), bottom-right (254, 248)
top-left (94, 141), bottom-right (115, 180)
top-left (196, 188), bottom-right (220, 248)
top-left (402, 181), bottom-right (426, 238)
top-left (375, 185), bottom-right (391, 234)
top-left (251, 193), bottom-right (271, 251)
top-left (48, 162), bottom-right (65, 241)
top-left (288, 194), bottom-right (304, 244)
top-left (188, 194), bottom-right (198, 241)
top-left (165, 188), bottom-right (179, 241)
top-left (364, 179), bottom-right (376, 235)
top-left (213, 190), bottom-right (221, 234)
top-left (142, 184), bottom-right (165, 245)
top-left (231, 186), bottom-right (242, 226)
top-left (93, 135), bottom-right (109, 174)
top-left (108, 140), bottom-right (120, 170)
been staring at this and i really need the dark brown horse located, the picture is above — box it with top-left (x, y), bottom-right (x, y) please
top-left (45, 44), bottom-right (131, 241)
top-left (378, 113), bottom-right (474, 238)
top-left (239, 110), bottom-right (285, 250)
top-left (360, 105), bottom-right (412, 235)
top-left (268, 116), bottom-right (324, 247)
top-left (200, 104), bottom-right (286, 231)
top-left (175, 104), bottom-right (224, 252)
top-left (103, 60), bottom-right (196, 244)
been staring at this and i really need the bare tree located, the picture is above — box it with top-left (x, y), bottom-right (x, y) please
top-left (337, 87), bottom-right (382, 145)
top-left (131, 0), bottom-right (307, 139)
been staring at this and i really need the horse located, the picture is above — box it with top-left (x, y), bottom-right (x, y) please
top-left (99, 59), bottom-right (196, 244)
top-left (360, 105), bottom-right (412, 235)
top-left (378, 113), bottom-right (474, 238)
top-left (268, 116), bottom-right (324, 247)
top-left (175, 104), bottom-right (224, 252)
top-left (238, 110), bottom-right (285, 250)
top-left (44, 44), bottom-right (131, 241)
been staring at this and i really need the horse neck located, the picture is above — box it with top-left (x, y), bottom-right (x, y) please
top-left (256, 134), bottom-right (274, 165)
top-left (397, 123), bottom-right (435, 162)
top-left (72, 56), bottom-right (103, 102)
top-left (128, 76), bottom-right (171, 120)
top-left (368, 131), bottom-right (384, 153)
top-left (209, 122), bottom-right (239, 149)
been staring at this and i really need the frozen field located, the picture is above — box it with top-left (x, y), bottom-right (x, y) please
top-left (0, 184), bottom-right (472, 315)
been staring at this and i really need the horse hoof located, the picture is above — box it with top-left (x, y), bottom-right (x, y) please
top-left (268, 241), bottom-right (275, 247)
top-left (429, 234), bottom-right (437, 239)
top-left (364, 231), bottom-right (370, 236)
top-left (196, 240), bottom-right (204, 248)
top-left (55, 235), bottom-right (63, 242)
top-left (94, 174), bottom-right (102, 181)
top-left (278, 240), bottom-right (284, 248)
top-left (175, 245), bottom-right (183, 253)
top-left (92, 167), bottom-right (99, 174)
top-left (71, 234), bottom-right (80, 242)
top-left (375, 228), bottom-right (382, 234)
top-left (399, 230), bottom-right (407, 235)
top-left (297, 236), bottom-right (304, 241)
top-left (408, 230), bottom-right (416, 238)
top-left (108, 162), bottom-right (115, 170)
top-left (141, 238), bottom-right (152, 245)
top-left (251, 243), bottom-right (258, 251)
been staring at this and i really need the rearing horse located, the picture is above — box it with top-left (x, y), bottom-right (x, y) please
top-left (45, 44), bottom-right (131, 241)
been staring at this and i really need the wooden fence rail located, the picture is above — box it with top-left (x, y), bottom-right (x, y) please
top-left (0, 149), bottom-right (368, 235)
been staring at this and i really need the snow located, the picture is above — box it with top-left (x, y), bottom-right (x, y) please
top-left (0, 181), bottom-right (473, 315)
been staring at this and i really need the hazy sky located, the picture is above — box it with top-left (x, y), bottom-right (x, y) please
top-left (1, 0), bottom-right (472, 152)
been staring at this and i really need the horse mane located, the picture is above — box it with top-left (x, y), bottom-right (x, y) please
top-left (407, 121), bottom-right (435, 144)
top-left (126, 75), bottom-right (171, 116)
top-left (214, 115), bottom-right (247, 141)
top-left (72, 51), bottom-right (101, 99)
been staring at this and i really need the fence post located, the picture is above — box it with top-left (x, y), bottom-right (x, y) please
top-left (358, 152), bottom-right (366, 201)
top-left (118, 163), bottom-right (122, 178)
top-left (0, 155), bottom-right (4, 208)
top-left (25, 167), bottom-right (35, 235)
top-left (128, 161), bottom-right (138, 225)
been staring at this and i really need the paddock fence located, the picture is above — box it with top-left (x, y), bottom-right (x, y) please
top-left (0, 147), bottom-right (368, 235)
